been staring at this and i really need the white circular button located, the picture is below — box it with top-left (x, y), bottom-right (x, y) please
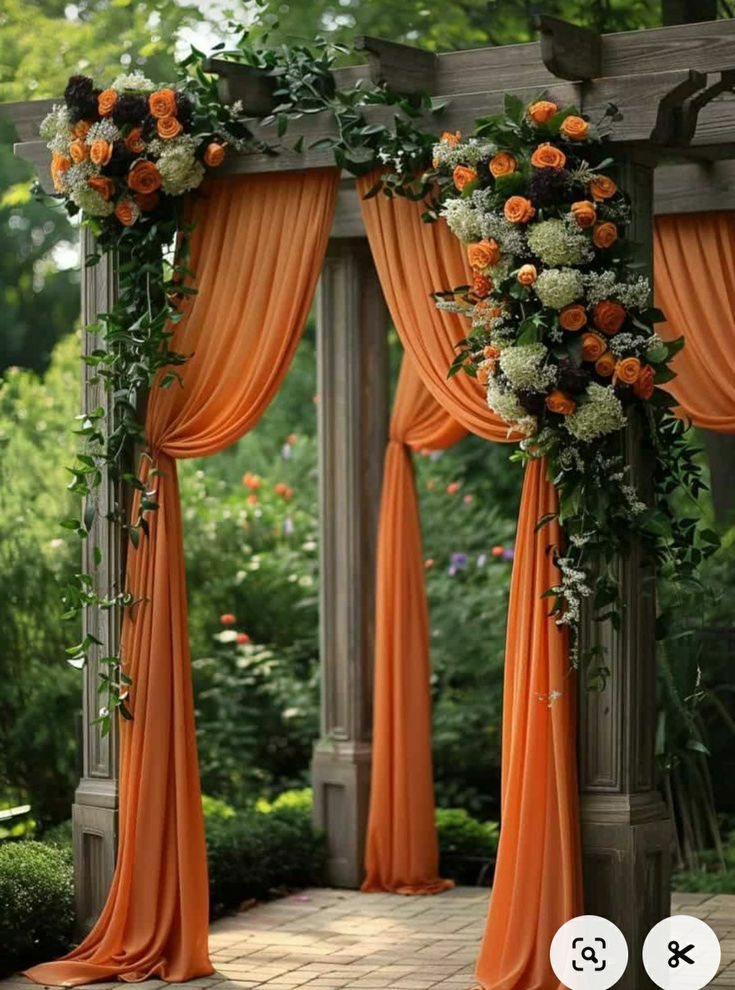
top-left (642, 915), bottom-right (721, 989)
top-left (550, 915), bottom-right (629, 989)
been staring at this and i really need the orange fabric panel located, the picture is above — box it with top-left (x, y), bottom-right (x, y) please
top-left (363, 356), bottom-right (465, 894)
top-left (654, 211), bottom-right (735, 433)
top-left (358, 175), bottom-right (582, 990)
top-left (26, 168), bottom-right (338, 987)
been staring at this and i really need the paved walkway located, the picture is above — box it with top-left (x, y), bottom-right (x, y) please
top-left (3, 888), bottom-right (735, 989)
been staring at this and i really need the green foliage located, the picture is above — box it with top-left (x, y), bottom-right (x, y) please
top-left (0, 841), bottom-right (75, 977)
top-left (436, 807), bottom-right (499, 885)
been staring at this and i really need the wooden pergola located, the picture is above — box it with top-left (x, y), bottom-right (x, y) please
top-left (5, 14), bottom-right (735, 989)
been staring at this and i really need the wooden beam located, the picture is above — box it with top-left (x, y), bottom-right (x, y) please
top-left (355, 36), bottom-right (437, 93)
top-left (202, 59), bottom-right (278, 116)
top-left (534, 15), bottom-right (602, 81)
top-left (655, 159), bottom-right (735, 213)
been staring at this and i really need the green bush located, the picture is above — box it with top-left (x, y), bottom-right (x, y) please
top-left (0, 841), bottom-right (74, 977)
top-left (436, 807), bottom-right (499, 886)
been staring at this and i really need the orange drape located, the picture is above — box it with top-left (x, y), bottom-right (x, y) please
top-left (654, 212), bottom-right (735, 433)
top-left (359, 175), bottom-right (582, 990)
top-left (26, 168), bottom-right (338, 987)
top-left (362, 356), bottom-right (465, 894)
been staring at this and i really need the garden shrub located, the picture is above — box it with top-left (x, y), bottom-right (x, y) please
top-left (436, 807), bottom-right (499, 886)
top-left (0, 841), bottom-right (74, 977)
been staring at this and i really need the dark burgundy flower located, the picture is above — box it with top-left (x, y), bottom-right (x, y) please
top-left (141, 113), bottom-right (158, 142)
top-left (102, 141), bottom-right (136, 178)
top-left (558, 360), bottom-right (591, 395)
top-left (517, 390), bottom-right (547, 415)
top-left (529, 167), bottom-right (574, 209)
top-left (175, 91), bottom-right (193, 126)
top-left (64, 75), bottom-right (100, 122)
top-left (112, 93), bottom-right (147, 126)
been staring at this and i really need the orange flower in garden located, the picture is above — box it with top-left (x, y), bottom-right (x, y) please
top-left (517, 264), bottom-right (537, 285)
top-left (570, 200), bottom-right (597, 228)
top-left (559, 304), bottom-right (587, 332)
top-left (589, 175), bottom-right (617, 200)
top-left (453, 165), bottom-right (477, 191)
top-left (287, 433), bottom-right (299, 445)
top-left (242, 472), bottom-right (262, 491)
top-left (530, 143), bottom-right (566, 169)
top-left (69, 139), bottom-right (89, 163)
top-left (472, 273), bottom-right (492, 298)
top-left (528, 100), bottom-right (558, 124)
top-left (275, 482), bottom-right (288, 496)
top-left (72, 120), bottom-right (92, 140)
top-left (220, 613), bottom-right (236, 625)
top-left (633, 363), bottom-right (655, 400)
top-left (87, 176), bottom-right (115, 201)
top-left (463, 494), bottom-right (474, 505)
top-left (546, 390), bottom-right (576, 416)
top-left (90, 139), bottom-right (113, 166)
top-left (581, 332), bottom-right (608, 362)
top-left (504, 196), bottom-right (535, 223)
top-left (246, 494), bottom-right (259, 506)
top-left (595, 352), bottom-right (616, 377)
top-left (128, 160), bottom-right (162, 194)
top-left (236, 632), bottom-right (251, 644)
top-left (489, 152), bottom-right (516, 177)
top-left (614, 356), bottom-right (642, 385)
top-left (135, 191), bottom-right (159, 212)
top-left (51, 153), bottom-right (72, 191)
top-left (157, 116), bottom-right (183, 140)
top-left (114, 200), bottom-right (137, 226)
top-left (467, 239), bottom-right (501, 270)
top-left (446, 482), bottom-right (461, 495)
top-left (149, 88), bottom-right (177, 118)
top-left (124, 127), bottom-right (146, 154)
top-left (424, 558), bottom-right (435, 569)
top-left (560, 115), bottom-right (589, 140)
top-left (491, 545), bottom-right (505, 557)
top-left (593, 222), bottom-right (618, 249)
top-left (204, 142), bottom-right (227, 167)
top-left (98, 88), bottom-right (118, 117)
top-left (593, 300), bottom-right (627, 335)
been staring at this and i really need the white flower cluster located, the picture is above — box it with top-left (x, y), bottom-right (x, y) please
top-left (87, 119), bottom-right (121, 145)
top-left (534, 267), bottom-right (584, 310)
top-left (151, 134), bottom-right (205, 195)
top-left (565, 383), bottom-right (626, 442)
top-left (554, 556), bottom-right (592, 628)
top-left (646, 334), bottom-right (668, 362)
top-left (441, 197), bottom-right (481, 242)
top-left (609, 333), bottom-right (648, 358)
top-left (584, 270), bottom-right (650, 310)
top-left (499, 343), bottom-right (557, 392)
top-left (70, 184), bottom-right (115, 216)
top-left (40, 104), bottom-right (71, 152)
top-left (486, 377), bottom-right (529, 427)
top-left (110, 71), bottom-right (156, 92)
top-left (472, 190), bottom-right (527, 255)
top-left (527, 217), bottom-right (593, 267)
top-left (432, 137), bottom-right (494, 169)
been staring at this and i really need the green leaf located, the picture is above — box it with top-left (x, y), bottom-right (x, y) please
top-left (503, 92), bottom-right (525, 123)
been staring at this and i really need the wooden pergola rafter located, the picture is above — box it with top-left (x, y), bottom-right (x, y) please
top-left (5, 16), bottom-right (735, 990)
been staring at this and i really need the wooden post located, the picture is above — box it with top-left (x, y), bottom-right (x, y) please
top-left (312, 238), bottom-right (389, 888)
top-left (578, 155), bottom-right (672, 989)
top-left (71, 229), bottom-right (122, 933)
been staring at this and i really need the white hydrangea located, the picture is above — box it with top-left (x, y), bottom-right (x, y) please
top-left (527, 217), bottom-right (593, 266)
top-left (86, 119), bottom-right (121, 145)
top-left (111, 71), bottom-right (156, 92)
top-left (156, 136), bottom-right (205, 195)
top-left (432, 137), bottom-right (495, 168)
top-left (584, 270), bottom-right (650, 310)
top-left (63, 161), bottom-right (95, 193)
top-left (565, 384), bottom-right (626, 442)
top-left (534, 268), bottom-right (584, 310)
top-left (472, 191), bottom-right (527, 255)
top-left (70, 184), bottom-right (115, 217)
top-left (499, 343), bottom-right (557, 392)
top-left (486, 377), bottom-right (527, 425)
top-left (441, 198), bottom-right (481, 242)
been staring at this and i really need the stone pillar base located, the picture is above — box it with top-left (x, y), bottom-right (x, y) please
top-left (312, 741), bottom-right (371, 888)
top-left (72, 778), bottom-right (118, 936)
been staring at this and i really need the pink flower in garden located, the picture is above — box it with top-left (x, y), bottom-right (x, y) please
top-left (247, 494), bottom-right (259, 506)
top-left (236, 633), bottom-right (251, 645)
top-left (287, 433), bottom-right (299, 445)
top-left (220, 613), bottom-right (236, 626)
top-left (491, 545), bottom-right (505, 558)
top-left (242, 472), bottom-right (261, 491)
top-left (446, 482), bottom-right (461, 495)
top-left (463, 494), bottom-right (474, 505)
top-left (425, 558), bottom-right (434, 569)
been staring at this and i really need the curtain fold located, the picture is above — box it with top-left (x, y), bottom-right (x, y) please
top-left (363, 356), bottom-right (465, 895)
top-left (654, 212), bottom-right (735, 433)
top-left (358, 174), bottom-right (582, 990)
top-left (26, 167), bottom-right (338, 987)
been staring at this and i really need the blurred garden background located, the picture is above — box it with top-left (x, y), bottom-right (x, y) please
top-left (2, 0), bottom-right (735, 974)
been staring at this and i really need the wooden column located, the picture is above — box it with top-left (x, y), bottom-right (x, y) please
top-left (312, 238), bottom-right (389, 888)
top-left (71, 229), bottom-right (122, 933)
top-left (578, 156), bottom-right (672, 989)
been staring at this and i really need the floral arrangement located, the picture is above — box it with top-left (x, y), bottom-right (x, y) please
top-left (428, 95), bottom-right (714, 672)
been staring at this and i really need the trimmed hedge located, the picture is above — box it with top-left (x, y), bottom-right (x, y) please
top-left (436, 807), bottom-right (499, 886)
top-left (0, 841), bottom-right (75, 977)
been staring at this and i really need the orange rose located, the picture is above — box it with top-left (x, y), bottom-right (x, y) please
top-left (633, 363), bottom-right (655, 400)
top-left (560, 115), bottom-right (589, 140)
top-left (135, 191), bottom-right (159, 211)
top-left (589, 175), bottom-right (617, 201)
top-left (595, 353), bottom-right (616, 377)
top-left (504, 196), bottom-right (535, 224)
top-left (69, 139), bottom-right (89, 164)
top-left (115, 199), bottom-right (137, 226)
top-left (148, 88), bottom-right (177, 118)
top-left (593, 300), bottom-right (627, 335)
top-left (581, 332), bottom-right (607, 362)
top-left (528, 100), bottom-right (558, 125)
top-left (453, 165), bottom-right (477, 191)
top-left (489, 152), bottom-right (516, 178)
top-left (87, 176), bottom-right (115, 201)
top-left (50, 153), bottom-right (72, 192)
top-left (124, 128), bottom-right (146, 154)
top-left (89, 139), bottom-right (112, 166)
top-left (204, 142), bottom-right (226, 167)
top-left (477, 362), bottom-right (493, 385)
top-left (570, 200), bottom-right (596, 229)
top-left (546, 390), bottom-right (576, 416)
top-left (467, 239), bottom-right (501, 271)
top-left (72, 120), bottom-right (92, 140)
top-left (593, 222), bottom-right (618, 249)
top-left (559, 304), bottom-right (587, 332)
top-left (483, 345), bottom-right (500, 363)
top-left (157, 116), bottom-right (183, 140)
top-left (440, 130), bottom-right (461, 146)
top-left (473, 273), bottom-right (492, 298)
top-left (614, 356), bottom-right (642, 385)
top-left (530, 142), bottom-right (566, 169)
top-left (517, 264), bottom-right (537, 285)
top-left (98, 88), bottom-right (117, 117)
top-left (127, 160), bottom-right (162, 195)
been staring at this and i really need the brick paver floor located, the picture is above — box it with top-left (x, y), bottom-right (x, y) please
top-left (3, 888), bottom-right (735, 989)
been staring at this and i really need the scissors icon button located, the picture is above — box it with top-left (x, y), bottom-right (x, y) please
top-left (668, 940), bottom-right (695, 967)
